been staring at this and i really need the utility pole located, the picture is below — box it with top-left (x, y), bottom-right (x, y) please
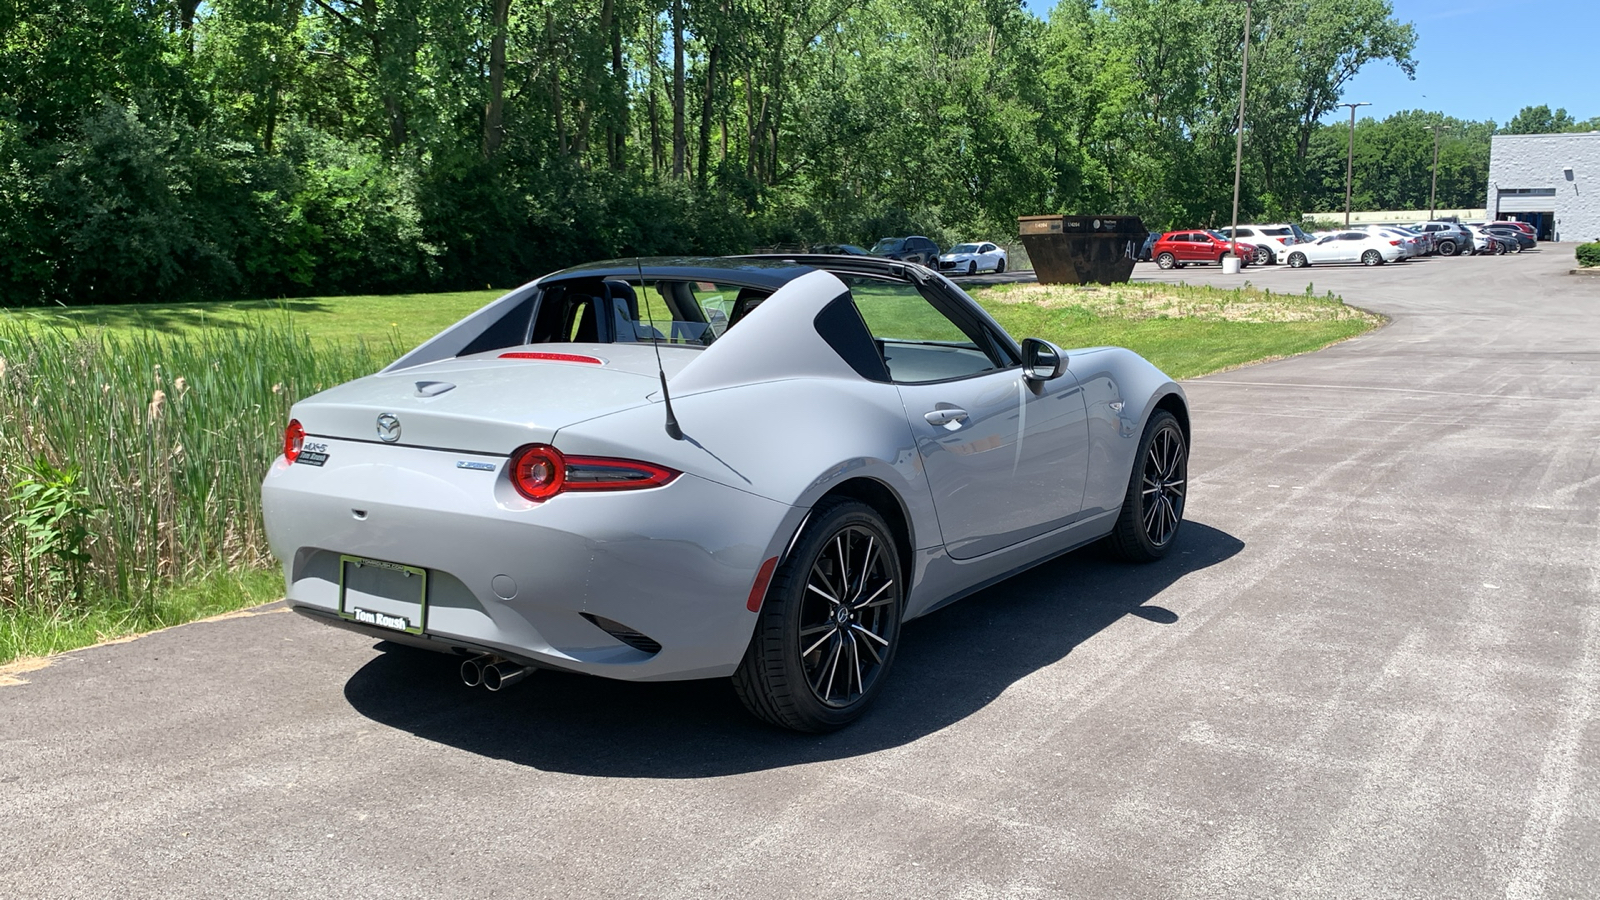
top-left (1228, 0), bottom-right (1252, 267)
top-left (1428, 124), bottom-right (1452, 220)
top-left (1339, 101), bottom-right (1370, 227)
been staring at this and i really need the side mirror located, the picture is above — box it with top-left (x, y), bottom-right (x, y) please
top-left (1021, 338), bottom-right (1065, 381)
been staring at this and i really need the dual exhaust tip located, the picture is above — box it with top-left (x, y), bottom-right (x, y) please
top-left (460, 653), bottom-right (531, 691)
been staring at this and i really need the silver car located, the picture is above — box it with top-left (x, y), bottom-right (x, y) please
top-left (262, 256), bottom-right (1190, 731)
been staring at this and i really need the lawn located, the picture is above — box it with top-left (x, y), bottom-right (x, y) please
top-left (0, 277), bottom-right (1380, 665)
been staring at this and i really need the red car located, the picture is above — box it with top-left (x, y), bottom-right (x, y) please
top-left (1151, 230), bottom-right (1259, 269)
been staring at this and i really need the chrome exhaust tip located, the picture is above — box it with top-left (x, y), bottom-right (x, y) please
top-left (483, 660), bottom-right (530, 692)
top-left (460, 654), bottom-right (492, 688)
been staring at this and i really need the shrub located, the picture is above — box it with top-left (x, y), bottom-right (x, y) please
top-left (1577, 242), bottom-right (1600, 268)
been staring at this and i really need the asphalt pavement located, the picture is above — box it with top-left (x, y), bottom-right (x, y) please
top-left (4, 246), bottom-right (1598, 898)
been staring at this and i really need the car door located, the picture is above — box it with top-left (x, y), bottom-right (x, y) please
top-left (845, 277), bottom-right (1090, 560)
top-left (979, 243), bottom-right (999, 270)
top-left (1174, 233), bottom-right (1200, 263)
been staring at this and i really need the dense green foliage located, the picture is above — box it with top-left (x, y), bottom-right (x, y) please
top-left (1576, 243), bottom-right (1600, 268)
top-left (1, 0), bottom-right (1429, 305)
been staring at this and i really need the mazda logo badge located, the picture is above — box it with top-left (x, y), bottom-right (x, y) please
top-left (376, 413), bottom-right (401, 442)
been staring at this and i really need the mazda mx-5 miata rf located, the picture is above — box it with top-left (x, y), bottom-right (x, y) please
top-left (262, 255), bottom-right (1190, 731)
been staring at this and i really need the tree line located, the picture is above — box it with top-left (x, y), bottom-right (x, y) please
top-left (1, 0), bottom-right (1544, 307)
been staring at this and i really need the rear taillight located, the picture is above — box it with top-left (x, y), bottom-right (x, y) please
top-left (1390, 240), bottom-right (1401, 246)
top-left (284, 419), bottom-right (305, 463)
top-left (509, 444), bottom-right (679, 502)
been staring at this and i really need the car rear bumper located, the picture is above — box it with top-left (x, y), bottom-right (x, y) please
top-left (262, 438), bottom-right (800, 681)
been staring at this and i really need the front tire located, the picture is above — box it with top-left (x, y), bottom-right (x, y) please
top-left (1288, 252), bottom-right (1308, 268)
top-left (967, 261), bottom-right (977, 276)
top-left (1438, 239), bottom-right (1457, 257)
top-left (733, 499), bottom-right (904, 732)
top-left (1362, 249), bottom-right (1383, 266)
top-left (1157, 252), bottom-right (1176, 270)
top-left (1105, 410), bottom-right (1188, 562)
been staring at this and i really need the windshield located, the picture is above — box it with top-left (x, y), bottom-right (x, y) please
top-left (949, 243), bottom-right (980, 254)
top-left (871, 239), bottom-right (905, 253)
top-left (1208, 230), bottom-right (1231, 241)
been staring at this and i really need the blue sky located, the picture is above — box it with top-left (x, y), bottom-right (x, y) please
top-left (1021, 0), bottom-right (1600, 126)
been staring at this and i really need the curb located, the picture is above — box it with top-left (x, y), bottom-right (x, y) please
top-left (1570, 268), bottom-right (1600, 276)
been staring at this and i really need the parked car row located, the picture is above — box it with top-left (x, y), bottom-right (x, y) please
top-left (1137, 219), bottom-right (1538, 269)
top-left (813, 236), bottom-right (1011, 276)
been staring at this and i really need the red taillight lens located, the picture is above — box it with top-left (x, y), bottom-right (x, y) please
top-left (508, 444), bottom-right (679, 502)
top-left (498, 352), bottom-right (603, 364)
top-left (1390, 240), bottom-right (1401, 246)
top-left (284, 419), bottom-right (305, 463)
top-left (510, 444), bottom-right (566, 501)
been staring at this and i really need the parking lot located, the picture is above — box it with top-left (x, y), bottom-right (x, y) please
top-left (3, 245), bottom-right (1598, 898)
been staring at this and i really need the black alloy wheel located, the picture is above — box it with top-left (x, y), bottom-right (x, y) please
top-left (1105, 410), bottom-right (1188, 562)
top-left (1439, 239), bottom-right (1457, 256)
top-left (1157, 252), bottom-right (1176, 270)
top-left (995, 258), bottom-right (1005, 274)
top-left (1288, 252), bottom-right (1308, 268)
top-left (968, 261), bottom-right (977, 276)
top-left (733, 499), bottom-right (904, 731)
top-left (1362, 249), bottom-right (1383, 266)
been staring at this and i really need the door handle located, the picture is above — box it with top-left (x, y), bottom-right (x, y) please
top-left (924, 407), bottom-right (969, 427)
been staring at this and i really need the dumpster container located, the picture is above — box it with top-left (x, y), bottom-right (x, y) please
top-left (1017, 215), bottom-right (1146, 284)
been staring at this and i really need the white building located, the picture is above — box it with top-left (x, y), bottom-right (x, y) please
top-left (1486, 132), bottom-right (1600, 242)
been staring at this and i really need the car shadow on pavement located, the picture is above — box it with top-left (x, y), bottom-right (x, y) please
top-left (343, 521), bottom-right (1243, 777)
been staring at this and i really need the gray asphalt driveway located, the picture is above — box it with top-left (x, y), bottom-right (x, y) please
top-left (4, 247), bottom-right (1598, 898)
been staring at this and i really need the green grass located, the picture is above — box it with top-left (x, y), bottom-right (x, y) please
top-left (0, 278), bottom-right (1379, 665)
top-left (1, 568), bottom-right (284, 663)
top-left (4, 290), bottom-right (505, 348)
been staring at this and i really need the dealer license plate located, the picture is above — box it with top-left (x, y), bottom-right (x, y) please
top-left (338, 555), bottom-right (428, 634)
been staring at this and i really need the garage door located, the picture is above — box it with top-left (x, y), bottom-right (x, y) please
top-left (1497, 188), bottom-right (1556, 213)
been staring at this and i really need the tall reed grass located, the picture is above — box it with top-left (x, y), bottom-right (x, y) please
top-left (0, 318), bottom-right (394, 657)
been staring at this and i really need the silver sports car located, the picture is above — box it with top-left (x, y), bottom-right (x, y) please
top-left (262, 255), bottom-right (1190, 731)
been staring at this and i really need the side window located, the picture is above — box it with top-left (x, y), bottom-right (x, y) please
top-left (846, 278), bottom-right (1004, 383)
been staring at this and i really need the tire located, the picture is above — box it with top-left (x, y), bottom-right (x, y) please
top-left (1104, 410), bottom-right (1188, 562)
top-left (1288, 252), bottom-right (1308, 268)
top-left (1254, 246), bottom-right (1271, 266)
top-left (1361, 249), bottom-right (1383, 266)
top-left (1157, 252), bottom-right (1176, 270)
top-left (995, 258), bottom-right (1005, 274)
top-left (967, 261), bottom-right (977, 276)
top-left (1438, 239), bottom-right (1457, 257)
top-left (733, 499), bottom-right (904, 732)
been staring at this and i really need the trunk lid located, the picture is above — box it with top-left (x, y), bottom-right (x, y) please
top-left (291, 344), bottom-right (697, 453)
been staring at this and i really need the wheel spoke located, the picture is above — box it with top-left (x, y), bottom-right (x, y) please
top-left (803, 627), bottom-right (837, 658)
top-left (809, 634), bottom-right (841, 694)
top-left (850, 633), bottom-right (863, 698)
top-left (853, 580), bottom-right (891, 610)
top-left (853, 535), bottom-right (877, 601)
top-left (854, 626), bottom-right (884, 663)
top-left (806, 580), bottom-right (841, 605)
top-left (852, 623), bottom-right (890, 647)
top-left (822, 633), bottom-right (843, 700)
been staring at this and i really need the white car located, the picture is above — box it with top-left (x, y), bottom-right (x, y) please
top-left (1283, 231), bottom-right (1404, 267)
top-left (1356, 226), bottom-right (1421, 259)
top-left (937, 242), bottom-right (1007, 275)
top-left (1216, 224), bottom-right (1306, 266)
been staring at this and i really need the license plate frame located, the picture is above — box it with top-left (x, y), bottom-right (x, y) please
top-left (338, 555), bottom-right (428, 635)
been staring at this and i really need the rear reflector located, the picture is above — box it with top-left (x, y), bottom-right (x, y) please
top-left (747, 556), bottom-right (780, 612)
top-left (498, 352), bottom-right (603, 365)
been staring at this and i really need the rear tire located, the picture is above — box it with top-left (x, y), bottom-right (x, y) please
top-left (733, 499), bottom-right (904, 732)
top-left (995, 258), bottom-right (1005, 274)
top-left (1157, 252), bottom-right (1176, 270)
top-left (1288, 252), bottom-right (1308, 268)
top-left (1105, 410), bottom-right (1187, 562)
top-left (1362, 249), bottom-right (1383, 266)
top-left (1254, 246), bottom-right (1271, 266)
top-left (1438, 239), bottom-right (1457, 256)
